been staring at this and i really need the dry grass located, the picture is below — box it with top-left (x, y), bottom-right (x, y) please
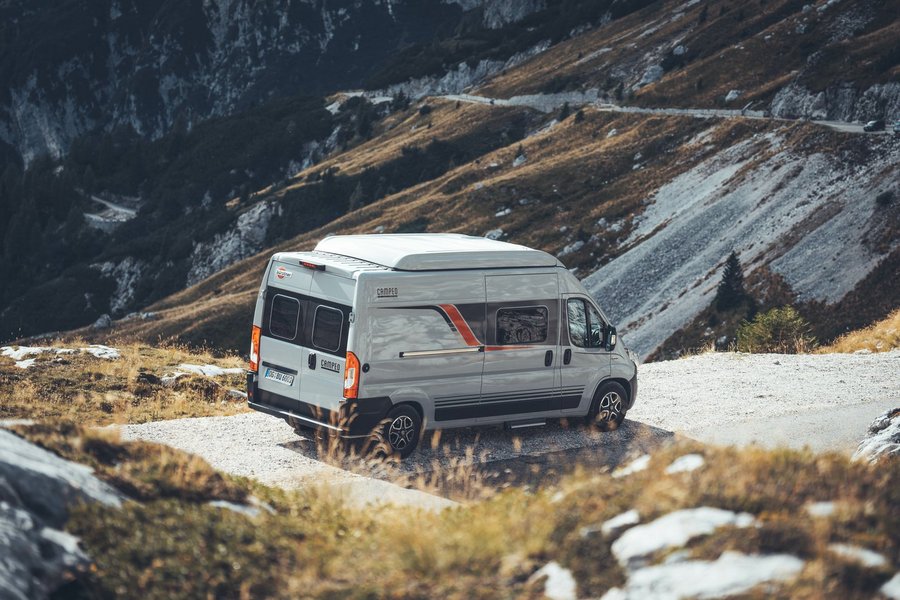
top-left (820, 308), bottom-right (900, 354)
top-left (0, 340), bottom-right (248, 425)
top-left (12, 422), bottom-right (897, 599)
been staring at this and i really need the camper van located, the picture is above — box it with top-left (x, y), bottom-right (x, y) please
top-left (246, 234), bottom-right (638, 458)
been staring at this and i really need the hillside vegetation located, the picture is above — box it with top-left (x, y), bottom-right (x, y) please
top-left (11, 422), bottom-right (899, 599)
top-left (0, 342), bottom-right (247, 424)
top-left (821, 308), bottom-right (900, 354)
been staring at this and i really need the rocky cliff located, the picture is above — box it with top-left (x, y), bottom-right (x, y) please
top-left (0, 0), bottom-right (547, 165)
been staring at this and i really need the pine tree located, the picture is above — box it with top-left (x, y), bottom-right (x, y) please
top-left (715, 251), bottom-right (748, 310)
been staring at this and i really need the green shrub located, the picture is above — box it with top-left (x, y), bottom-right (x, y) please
top-left (737, 306), bottom-right (817, 353)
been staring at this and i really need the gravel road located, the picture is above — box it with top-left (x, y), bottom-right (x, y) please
top-left (121, 351), bottom-right (899, 504)
top-left (630, 350), bottom-right (900, 452)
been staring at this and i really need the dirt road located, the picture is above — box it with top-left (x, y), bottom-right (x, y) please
top-left (121, 351), bottom-right (899, 505)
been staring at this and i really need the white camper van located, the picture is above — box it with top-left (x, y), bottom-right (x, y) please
top-left (247, 234), bottom-right (638, 458)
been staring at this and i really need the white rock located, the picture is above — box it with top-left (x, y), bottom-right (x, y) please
top-left (495, 207), bottom-right (512, 217)
top-left (528, 561), bottom-right (577, 600)
top-left (513, 154), bottom-right (527, 167)
top-left (665, 453), bottom-right (705, 474)
top-left (80, 345), bottom-right (120, 360)
top-left (601, 551), bottom-right (804, 600)
top-left (805, 501), bottom-right (835, 518)
top-left (637, 65), bottom-right (664, 87)
top-left (673, 45), bottom-right (687, 56)
top-left (612, 454), bottom-right (650, 478)
top-left (827, 543), bottom-right (887, 568)
top-left (601, 509), bottom-right (641, 537)
top-left (725, 89), bottom-right (742, 103)
top-left (606, 128), bottom-right (618, 138)
top-left (559, 240), bottom-right (585, 256)
top-left (882, 572), bottom-right (900, 600)
top-left (208, 500), bottom-right (261, 518)
top-left (484, 228), bottom-right (504, 240)
top-left (176, 364), bottom-right (243, 377)
top-left (611, 507), bottom-right (756, 569)
top-left (853, 408), bottom-right (900, 462)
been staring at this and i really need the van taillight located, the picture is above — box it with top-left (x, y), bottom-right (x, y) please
top-left (343, 351), bottom-right (360, 399)
top-left (249, 325), bottom-right (261, 372)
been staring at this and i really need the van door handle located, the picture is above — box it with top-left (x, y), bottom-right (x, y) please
top-left (308, 353), bottom-right (316, 370)
top-left (563, 349), bottom-right (572, 365)
top-left (544, 350), bottom-right (553, 367)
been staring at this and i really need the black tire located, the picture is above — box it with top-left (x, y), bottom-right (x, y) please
top-left (587, 381), bottom-right (627, 431)
top-left (379, 404), bottom-right (422, 459)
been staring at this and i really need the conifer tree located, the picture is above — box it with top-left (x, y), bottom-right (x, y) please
top-left (716, 251), bottom-right (747, 310)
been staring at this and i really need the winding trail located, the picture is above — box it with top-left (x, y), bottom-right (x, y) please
top-left (440, 92), bottom-right (880, 133)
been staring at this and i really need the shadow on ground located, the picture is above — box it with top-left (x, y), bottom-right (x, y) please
top-left (279, 418), bottom-right (677, 497)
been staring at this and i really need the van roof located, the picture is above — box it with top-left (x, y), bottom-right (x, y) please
top-left (312, 234), bottom-right (563, 271)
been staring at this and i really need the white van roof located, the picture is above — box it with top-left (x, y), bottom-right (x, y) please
top-left (314, 233), bottom-right (562, 271)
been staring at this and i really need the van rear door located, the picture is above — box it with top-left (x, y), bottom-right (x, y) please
top-left (257, 260), bottom-right (314, 404)
top-left (297, 270), bottom-right (354, 415)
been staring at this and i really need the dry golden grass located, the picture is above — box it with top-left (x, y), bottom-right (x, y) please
top-left (0, 340), bottom-right (248, 425)
top-left (12, 421), bottom-right (897, 599)
top-left (820, 308), bottom-right (900, 354)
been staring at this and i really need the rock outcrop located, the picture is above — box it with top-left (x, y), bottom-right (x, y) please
top-left (0, 429), bottom-right (123, 600)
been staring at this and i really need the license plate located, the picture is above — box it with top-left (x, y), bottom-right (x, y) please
top-left (264, 368), bottom-right (294, 386)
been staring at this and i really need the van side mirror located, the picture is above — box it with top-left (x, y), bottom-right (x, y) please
top-left (606, 326), bottom-right (617, 351)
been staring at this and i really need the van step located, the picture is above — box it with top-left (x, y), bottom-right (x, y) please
top-left (506, 419), bottom-right (546, 430)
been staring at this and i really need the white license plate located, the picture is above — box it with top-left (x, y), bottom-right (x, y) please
top-left (264, 368), bottom-right (295, 386)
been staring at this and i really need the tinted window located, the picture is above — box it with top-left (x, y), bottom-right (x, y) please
top-left (567, 298), bottom-right (606, 348)
top-left (567, 299), bottom-right (588, 347)
top-left (270, 295), bottom-right (301, 340)
top-left (496, 307), bottom-right (548, 344)
top-left (312, 306), bottom-right (343, 352)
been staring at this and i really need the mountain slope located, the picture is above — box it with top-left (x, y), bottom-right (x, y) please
top-left (479, 0), bottom-right (900, 121)
top-left (0, 0), bottom-right (546, 165)
top-left (5, 0), bottom-right (899, 355)
top-left (100, 100), bottom-right (898, 356)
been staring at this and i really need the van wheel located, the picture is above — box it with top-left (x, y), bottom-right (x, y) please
top-left (588, 382), bottom-right (627, 431)
top-left (380, 405), bottom-right (422, 459)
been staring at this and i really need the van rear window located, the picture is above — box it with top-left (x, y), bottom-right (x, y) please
top-left (312, 306), bottom-right (343, 352)
top-left (496, 306), bottom-right (548, 345)
top-left (269, 295), bottom-right (301, 340)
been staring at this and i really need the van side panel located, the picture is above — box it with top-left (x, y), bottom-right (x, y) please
top-left (355, 271), bottom-right (486, 426)
top-left (477, 273), bottom-right (563, 421)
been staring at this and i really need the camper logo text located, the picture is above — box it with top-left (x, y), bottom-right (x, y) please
top-left (275, 266), bottom-right (292, 280)
top-left (376, 287), bottom-right (398, 299)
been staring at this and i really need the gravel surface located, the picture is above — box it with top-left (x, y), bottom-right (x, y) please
top-left (631, 350), bottom-right (900, 452)
top-left (121, 351), bottom-right (899, 503)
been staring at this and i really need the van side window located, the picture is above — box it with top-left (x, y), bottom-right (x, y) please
top-left (567, 299), bottom-right (606, 348)
top-left (496, 306), bottom-right (548, 344)
top-left (270, 295), bottom-right (301, 341)
top-left (312, 306), bottom-right (343, 352)
top-left (567, 299), bottom-right (588, 347)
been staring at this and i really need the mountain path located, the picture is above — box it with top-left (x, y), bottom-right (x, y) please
top-left (120, 351), bottom-right (899, 508)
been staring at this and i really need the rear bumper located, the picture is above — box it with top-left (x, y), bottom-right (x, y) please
top-left (246, 371), bottom-right (391, 438)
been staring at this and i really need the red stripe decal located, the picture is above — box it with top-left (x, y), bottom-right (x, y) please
top-left (438, 304), bottom-right (482, 347)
